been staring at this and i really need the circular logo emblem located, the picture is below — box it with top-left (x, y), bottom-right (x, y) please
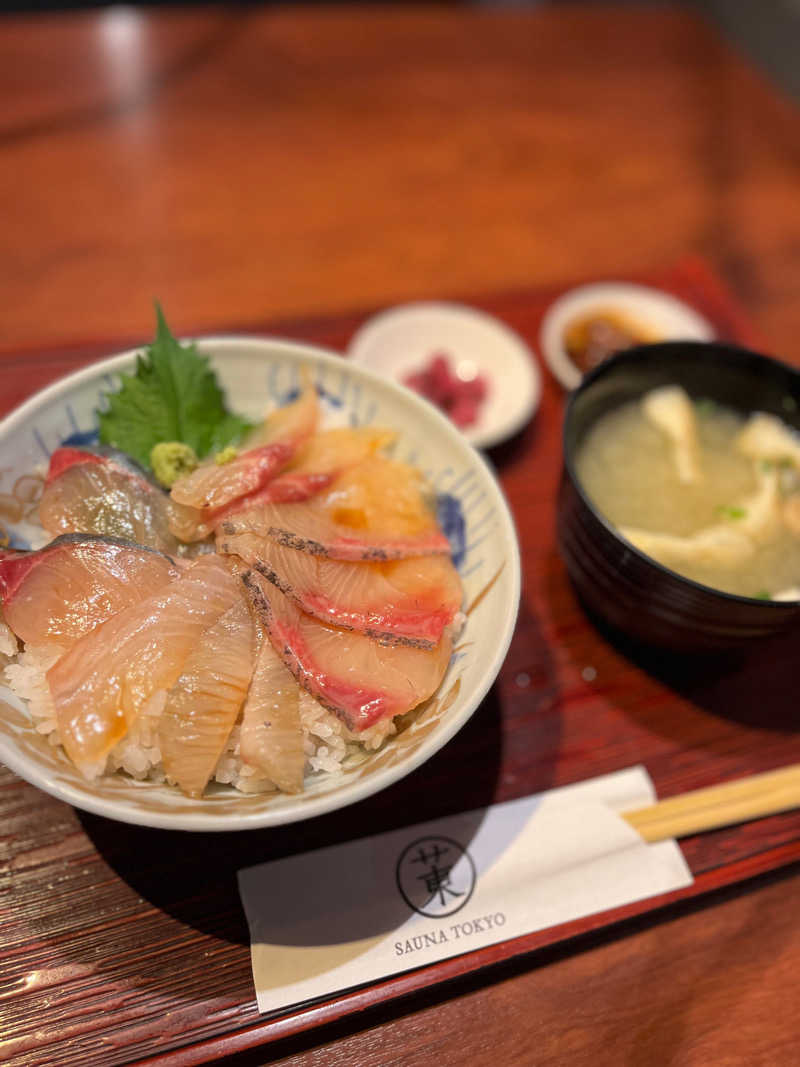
top-left (395, 835), bottom-right (476, 918)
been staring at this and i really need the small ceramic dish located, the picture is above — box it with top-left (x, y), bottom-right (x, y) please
top-left (541, 282), bottom-right (715, 391)
top-left (0, 337), bottom-right (520, 830)
top-left (347, 302), bottom-right (541, 449)
top-left (557, 340), bottom-right (800, 651)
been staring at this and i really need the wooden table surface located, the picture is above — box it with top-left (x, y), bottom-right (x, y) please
top-left (1, 5), bottom-right (799, 1065)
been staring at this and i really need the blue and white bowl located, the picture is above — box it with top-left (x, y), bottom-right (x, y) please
top-left (0, 337), bottom-right (520, 830)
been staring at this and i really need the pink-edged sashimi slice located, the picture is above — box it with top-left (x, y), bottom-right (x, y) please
top-left (48, 554), bottom-right (241, 774)
top-left (39, 447), bottom-right (181, 555)
top-left (168, 471), bottom-right (335, 544)
top-left (242, 570), bottom-right (453, 731)
top-left (44, 445), bottom-right (154, 487)
top-left (219, 455), bottom-right (451, 560)
top-left (158, 596), bottom-right (256, 797)
top-left (167, 426), bottom-right (392, 543)
top-left (239, 634), bottom-right (305, 794)
top-left (219, 531), bottom-right (461, 646)
top-left (221, 499), bottom-right (451, 561)
top-left (0, 534), bottom-right (180, 648)
top-left (169, 380), bottom-right (318, 512)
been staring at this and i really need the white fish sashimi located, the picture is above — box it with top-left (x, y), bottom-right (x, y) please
top-left (170, 381), bottom-right (319, 511)
top-left (219, 455), bottom-right (451, 560)
top-left (48, 554), bottom-right (241, 774)
top-left (242, 569), bottom-right (453, 731)
top-left (0, 535), bottom-right (180, 648)
top-left (159, 596), bottom-right (256, 798)
top-left (221, 501), bottom-right (451, 561)
top-left (240, 636), bottom-right (305, 794)
top-left (39, 452), bottom-right (181, 554)
top-left (218, 530), bottom-right (461, 646)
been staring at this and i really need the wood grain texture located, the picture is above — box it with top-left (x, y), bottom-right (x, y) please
top-left (265, 869), bottom-right (800, 1067)
top-left (1, 4), bottom-right (800, 1066)
top-left (1, 262), bottom-right (799, 1067)
top-left (0, 5), bottom-right (799, 356)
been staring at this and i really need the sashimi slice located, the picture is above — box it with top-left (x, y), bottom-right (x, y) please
top-left (239, 635), bottom-right (305, 794)
top-left (221, 499), bottom-right (450, 561)
top-left (168, 471), bottom-right (334, 544)
top-left (222, 455), bottom-right (450, 559)
top-left (242, 376), bottom-right (320, 450)
top-left (319, 457), bottom-right (440, 538)
top-left (45, 445), bottom-right (155, 488)
top-left (0, 534), bottom-right (179, 648)
top-left (48, 554), bottom-right (240, 774)
top-left (46, 447), bottom-right (106, 484)
top-left (210, 427), bottom-right (395, 529)
top-left (39, 449), bottom-right (180, 554)
top-left (217, 429), bottom-right (396, 525)
top-left (168, 428), bottom-right (394, 543)
top-left (285, 428), bottom-right (396, 477)
top-left (0, 547), bottom-right (27, 563)
top-left (169, 441), bottom-right (294, 512)
top-left (158, 597), bottom-right (256, 797)
top-left (243, 570), bottom-right (453, 731)
top-left (220, 532), bottom-right (461, 646)
top-left (170, 380), bottom-right (318, 510)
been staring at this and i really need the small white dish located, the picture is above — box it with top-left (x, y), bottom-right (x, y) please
top-left (540, 282), bottom-right (716, 391)
top-left (0, 337), bottom-right (520, 831)
top-left (347, 302), bottom-right (541, 449)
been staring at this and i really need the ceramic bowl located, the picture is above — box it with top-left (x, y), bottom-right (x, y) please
top-left (0, 337), bottom-right (520, 830)
top-left (541, 282), bottom-right (715, 391)
top-left (347, 302), bottom-right (541, 449)
top-left (557, 341), bottom-right (800, 651)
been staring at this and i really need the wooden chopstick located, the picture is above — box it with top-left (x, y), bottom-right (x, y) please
top-left (622, 764), bottom-right (800, 843)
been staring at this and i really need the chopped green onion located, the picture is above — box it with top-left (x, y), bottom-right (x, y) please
top-left (754, 590), bottom-right (771, 600)
top-left (214, 445), bottom-right (239, 466)
top-left (716, 505), bottom-right (747, 520)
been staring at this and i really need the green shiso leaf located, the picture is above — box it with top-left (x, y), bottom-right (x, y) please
top-left (98, 304), bottom-right (252, 469)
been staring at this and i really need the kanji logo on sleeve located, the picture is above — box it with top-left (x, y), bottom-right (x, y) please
top-left (395, 835), bottom-right (476, 918)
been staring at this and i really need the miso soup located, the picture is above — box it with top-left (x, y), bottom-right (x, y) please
top-left (575, 386), bottom-right (800, 599)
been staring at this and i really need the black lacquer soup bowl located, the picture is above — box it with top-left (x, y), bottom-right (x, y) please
top-left (557, 341), bottom-right (800, 651)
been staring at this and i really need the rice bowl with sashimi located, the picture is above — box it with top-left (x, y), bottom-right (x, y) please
top-left (0, 330), bottom-right (520, 830)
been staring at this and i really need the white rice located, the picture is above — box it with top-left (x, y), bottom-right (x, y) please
top-left (3, 642), bottom-right (396, 794)
top-left (0, 619), bottom-right (18, 658)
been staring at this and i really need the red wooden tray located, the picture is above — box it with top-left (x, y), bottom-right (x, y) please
top-left (2, 257), bottom-right (798, 1067)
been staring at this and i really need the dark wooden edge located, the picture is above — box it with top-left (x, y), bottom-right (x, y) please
top-left (130, 839), bottom-right (800, 1067)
